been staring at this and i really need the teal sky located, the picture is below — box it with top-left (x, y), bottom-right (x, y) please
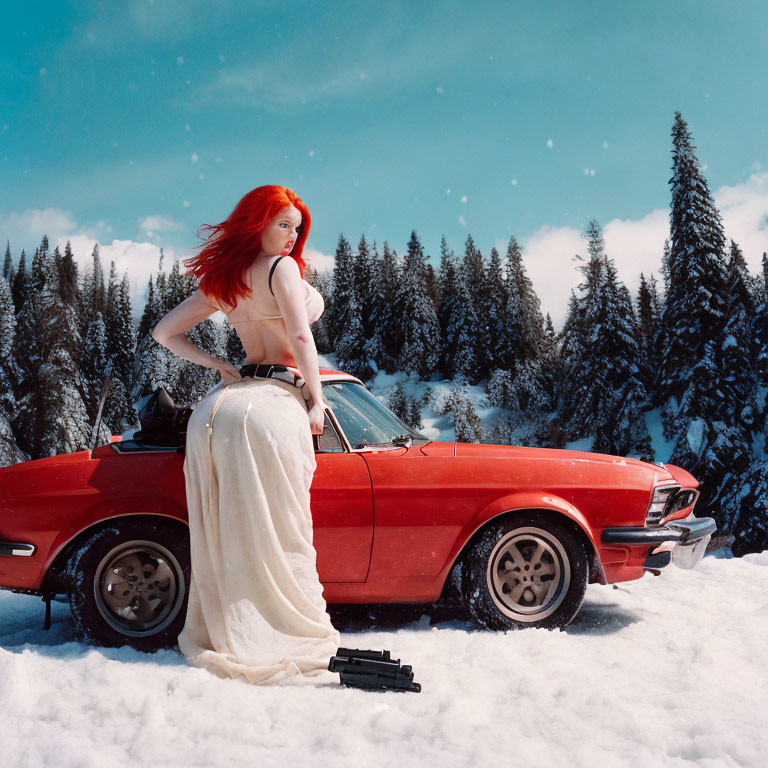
top-left (2, 0), bottom-right (767, 324)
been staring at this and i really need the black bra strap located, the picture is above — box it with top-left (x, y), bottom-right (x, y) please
top-left (268, 255), bottom-right (285, 296)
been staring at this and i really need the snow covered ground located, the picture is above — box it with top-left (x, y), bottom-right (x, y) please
top-left (1, 551), bottom-right (767, 768)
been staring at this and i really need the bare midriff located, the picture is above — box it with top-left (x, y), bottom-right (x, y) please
top-left (204, 254), bottom-right (313, 368)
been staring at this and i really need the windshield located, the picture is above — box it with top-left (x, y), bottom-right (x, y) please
top-left (321, 381), bottom-right (431, 448)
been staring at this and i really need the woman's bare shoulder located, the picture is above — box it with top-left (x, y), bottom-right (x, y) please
top-left (270, 254), bottom-right (303, 288)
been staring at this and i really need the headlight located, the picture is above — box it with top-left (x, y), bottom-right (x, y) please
top-left (645, 484), bottom-right (700, 525)
top-left (646, 484), bottom-right (680, 525)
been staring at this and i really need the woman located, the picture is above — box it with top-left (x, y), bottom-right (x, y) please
top-left (151, 185), bottom-right (342, 686)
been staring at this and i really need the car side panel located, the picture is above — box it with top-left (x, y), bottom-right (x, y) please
top-left (324, 447), bottom-right (659, 603)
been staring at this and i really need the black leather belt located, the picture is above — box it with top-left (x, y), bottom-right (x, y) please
top-left (239, 363), bottom-right (306, 389)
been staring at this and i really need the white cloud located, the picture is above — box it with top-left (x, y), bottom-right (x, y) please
top-left (61, 235), bottom-right (189, 319)
top-left (715, 171), bottom-right (768, 271)
top-left (497, 172), bottom-right (768, 331)
top-left (508, 212), bottom-right (669, 331)
top-left (139, 214), bottom-right (183, 238)
top-left (0, 206), bottom-right (189, 320)
top-left (303, 247), bottom-right (334, 277)
top-left (2, 207), bottom-right (79, 249)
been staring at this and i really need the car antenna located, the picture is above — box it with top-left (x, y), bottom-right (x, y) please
top-left (88, 359), bottom-right (114, 456)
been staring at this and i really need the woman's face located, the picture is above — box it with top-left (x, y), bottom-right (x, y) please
top-left (260, 204), bottom-right (302, 257)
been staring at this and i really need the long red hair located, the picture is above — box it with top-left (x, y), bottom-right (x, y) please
top-left (183, 185), bottom-right (311, 309)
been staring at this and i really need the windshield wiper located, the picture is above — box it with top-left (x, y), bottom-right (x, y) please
top-left (353, 435), bottom-right (413, 449)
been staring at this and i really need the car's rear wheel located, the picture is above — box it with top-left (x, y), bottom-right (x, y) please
top-left (463, 512), bottom-right (588, 630)
top-left (65, 518), bottom-right (190, 651)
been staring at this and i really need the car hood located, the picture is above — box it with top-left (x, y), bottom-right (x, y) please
top-left (448, 441), bottom-right (693, 485)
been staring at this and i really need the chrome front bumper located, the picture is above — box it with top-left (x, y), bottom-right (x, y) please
top-left (600, 514), bottom-right (717, 571)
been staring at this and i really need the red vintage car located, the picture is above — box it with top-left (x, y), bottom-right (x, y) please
top-left (0, 366), bottom-right (716, 651)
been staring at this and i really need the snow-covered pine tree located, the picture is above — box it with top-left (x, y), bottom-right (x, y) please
top-left (354, 234), bottom-right (375, 341)
top-left (656, 112), bottom-right (742, 533)
top-left (720, 240), bottom-right (758, 434)
top-left (502, 235), bottom-right (552, 417)
top-left (448, 259), bottom-right (482, 384)
top-left (79, 243), bottom-right (106, 341)
top-left (406, 391), bottom-right (427, 431)
top-left (485, 246), bottom-right (507, 371)
top-left (114, 272), bottom-right (136, 383)
top-left (635, 272), bottom-right (662, 399)
top-left (439, 383), bottom-right (484, 443)
top-left (11, 249), bottom-right (27, 315)
top-left (753, 253), bottom-right (768, 420)
top-left (462, 234), bottom-right (492, 380)
top-left (131, 275), bottom-right (173, 402)
top-left (11, 244), bottom-right (43, 451)
top-left (730, 459), bottom-right (768, 557)
top-left (592, 253), bottom-right (653, 460)
top-left (540, 313), bottom-right (561, 426)
top-left (658, 112), bottom-right (729, 440)
top-left (559, 221), bottom-right (652, 458)
top-left (335, 289), bottom-right (370, 379)
top-left (305, 264), bottom-right (331, 354)
top-left (707, 240), bottom-right (760, 534)
top-left (3, 242), bottom-right (13, 284)
top-left (81, 311), bottom-right (110, 417)
top-left (331, 234), bottom-right (371, 379)
top-left (100, 268), bottom-right (137, 432)
top-left (58, 242), bottom-right (79, 307)
top-left (0, 274), bottom-right (25, 466)
top-left (436, 236), bottom-right (460, 379)
top-left (160, 261), bottom-right (223, 404)
top-left (424, 259), bottom-right (439, 312)
top-left (394, 231), bottom-right (441, 379)
top-left (328, 234), bottom-right (355, 350)
top-left (368, 241), bottom-right (402, 374)
top-left (387, 381), bottom-right (408, 421)
top-left (154, 249), bottom-right (168, 312)
top-left (13, 236), bottom-right (93, 458)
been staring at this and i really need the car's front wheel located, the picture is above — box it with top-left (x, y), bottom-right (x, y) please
top-left (463, 512), bottom-right (588, 630)
top-left (65, 518), bottom-right (190, 651)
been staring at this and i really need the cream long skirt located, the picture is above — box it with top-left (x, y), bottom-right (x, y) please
top-left (177, 376), bottom-right (341, 686)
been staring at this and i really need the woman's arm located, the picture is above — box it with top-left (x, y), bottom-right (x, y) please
top-left (151, 290), bottom-right (229, 374)
top-left (270, 257), bottom-right (325, 407)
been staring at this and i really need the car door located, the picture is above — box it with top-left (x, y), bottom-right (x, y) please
top-left (360, 444), bottom-right (462, 590)
top-left (310, 411), bottom-right (373, 582)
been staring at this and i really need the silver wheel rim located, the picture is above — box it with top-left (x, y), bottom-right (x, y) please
top-left (486, 526), bottom-right (571, 622)
top-left (93, 540), bottom-right (185, 637)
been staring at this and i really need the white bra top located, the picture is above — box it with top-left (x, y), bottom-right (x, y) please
top-left (211, 256), bottom-right (325, 326)
top-left (227, 278), bottom-right (325, 325)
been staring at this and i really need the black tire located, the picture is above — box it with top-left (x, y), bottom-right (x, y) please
top-left (65, 517), bottom-right (190, 652)
top-left (463, 512), bottom-right (588, 630)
